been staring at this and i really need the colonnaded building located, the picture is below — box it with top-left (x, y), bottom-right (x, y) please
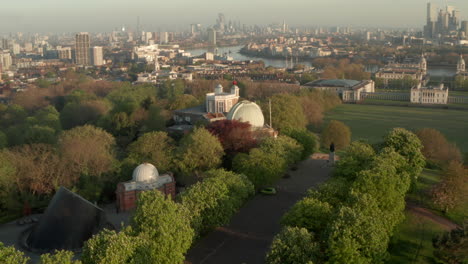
top-left (410, 83), bottom-right (449, 104)
top-left (301, 79), bottom-right (375, 102)
top-left (374, 54), bottom-right (428, 86)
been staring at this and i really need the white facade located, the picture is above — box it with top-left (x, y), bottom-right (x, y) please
top-left (91, 46), bottom-right (104, 66)
top-left (457, 55), bottom-right (465, 74)
top-left (0, 52), bottom-right (12, 70)
top-left (205, 84), bottom-right (240, 113)
top-left (411, 84), bottom-right (448, 104)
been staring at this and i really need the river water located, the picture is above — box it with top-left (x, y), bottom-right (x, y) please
top-left (187, 45), bottom-right (457, 77)
top-left (187, 45), bottom-right (314, 68)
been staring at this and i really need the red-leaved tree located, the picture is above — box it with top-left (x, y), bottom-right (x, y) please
top-left (207, 120), bottom-right (257, 155)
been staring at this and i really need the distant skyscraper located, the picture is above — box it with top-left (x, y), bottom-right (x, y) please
top-left (462, 21), bottom-right (468, 38)
top-left (208, 28), bottom-right (216, 45)
top-left (159, 32), bottom-right (169, 44)
top-left (91, 46), bottom-right (104, 66)
top-left (217, 13), bottom-right (225, 32)
top-left (75, 32), bottom-right (90, 65)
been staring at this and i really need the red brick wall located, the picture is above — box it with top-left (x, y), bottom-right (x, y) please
top-left (116, 178), bottom-right (176, 213)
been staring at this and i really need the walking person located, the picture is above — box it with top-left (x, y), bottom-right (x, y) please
top-left (329, 142), bottom-right (335, 166)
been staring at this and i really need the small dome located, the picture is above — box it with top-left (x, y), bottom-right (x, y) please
top-left (227, 100), bottom-right (265, 128)
top-left (215, 84), bottom-right (223, 94)
top-left (132, 163), bottom-right (159, 182)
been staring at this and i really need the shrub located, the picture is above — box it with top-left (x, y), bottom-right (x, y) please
top-left (265, 227), bottom-right (317, 264)
top-left (0, 242), bottom-right (29, 264)
top-left (39, 250), bottom-right (81, 264)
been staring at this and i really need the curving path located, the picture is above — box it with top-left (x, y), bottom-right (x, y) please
top-left (406, 202), bottom-right (461, 231)
top-left (186, 156), bottom-right (333, 264)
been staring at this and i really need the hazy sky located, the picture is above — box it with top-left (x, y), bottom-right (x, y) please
top-left (1, 0), bottom-right (468, 33)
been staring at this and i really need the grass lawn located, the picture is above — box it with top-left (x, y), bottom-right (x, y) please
top-left (324, 104), bottom-right (468, 152)
top-left (387, 211), bottom-right (446, 264)
top-left (406, 169), bottom-right (441, 209)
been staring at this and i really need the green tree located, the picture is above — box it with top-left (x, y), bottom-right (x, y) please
top-left (142, 105), bottom-right (166, 132)
top-left (383, 128), bottom-right (425, 185)
top-left (260, 135), bottom-right (303, 166)
top-left (176, 127), bottom-right (224, 179)
top-left (168, 94), bottom-right (199, 110)
top-left (267, 94), bottom-right (307, 131)
top-left (60, 100), bottom-right (110, 130)
top-left (327, 194), bottom-right (389, 264)
top-left (321, 120), bottom-right (351, 150)
top-left (23, 125), bottom-right (57, 145)
top-left (81, 228), bottom-right (140, 264)
top-left (39, 250), bottom-right (81, 264)
top-left (59, 125), bottom-right (116, 178)
top-left (232, 148), bottom-right (286, 188)
top-left (433, 225), bottom-right (468, 264)
top-left (281, 197), bottom-right (333, 237)
top-left (432, 161), bottom-right (467, 213)
top-left (334, 141), bottom-right (375, 180)
top-left (0, 242), bottom-right (29, 264)
top-left (131, 190), bottom-right (194, 264)
top-left (126, 131), bottom-right (175, 173)
top-left (179, 169), bottom-right (254, 237)
top-left (283, 129), bottom-right (319, 159)
top-left (265, 227), bottom-right (317, 264)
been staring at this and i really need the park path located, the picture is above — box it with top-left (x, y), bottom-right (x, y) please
top-left (186, 155), bottom-right (333, 264)
top-left (406, 202), bottom-right (461, 231)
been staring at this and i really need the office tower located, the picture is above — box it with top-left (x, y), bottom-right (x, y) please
top-left (91, 46), bottom-right (104, 66)
top-left (462, 21), bottom-right (468, 37)
top-left (57, 47), bottom-right (72, 60)
top-left (159, 32), bottom-right (168, 44)
top-left (75, 32), bottom-right (90, 65)
top-left (217, 13), bottom-right (225, 32)
top-left (427, 3), bottom-right (436, 23)
top-left (208, 28), bottom-right (216, 45)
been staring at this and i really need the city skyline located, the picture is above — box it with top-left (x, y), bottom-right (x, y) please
top-left (1, 0), bottom-right (468, 33)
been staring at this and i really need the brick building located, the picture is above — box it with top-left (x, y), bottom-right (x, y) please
top-left (116, 163), bottom-right (176, 212)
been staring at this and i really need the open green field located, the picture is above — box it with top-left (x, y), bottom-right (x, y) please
top-left (387, 211), bottom-right (446, 264)
top-left (324, 104), bottom-right (468, 152)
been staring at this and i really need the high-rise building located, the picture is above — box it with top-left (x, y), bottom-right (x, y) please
top-left (91, 46), bottom-right (104, 66)
top-left (0, 51), bottom-right (12, 70)
top-left (57, 47), bottom-right (72, 60)
top-left (462, 21), bottom-right (468, 38)
top-left (159, 32), bottom-right (168, 44)
top-left (75, 32), bottom-right (90, 65)
top-left (208, 28), bottom-right (216, 45)
top-left (424, 3), bottom-right (462, 39)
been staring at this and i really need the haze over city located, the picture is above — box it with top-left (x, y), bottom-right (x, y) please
top-left (2, 0), bottom-right (468, 32)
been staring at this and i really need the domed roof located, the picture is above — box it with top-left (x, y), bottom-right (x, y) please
top-left (227, 100), bottom-right (265, 128)
top-left (132, 163), bottom-right (159, 182)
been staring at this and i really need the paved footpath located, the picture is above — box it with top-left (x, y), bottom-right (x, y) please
top-left (186, 156), bottom-right (333, 264)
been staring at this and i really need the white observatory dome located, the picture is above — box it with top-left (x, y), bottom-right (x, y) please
top-left (227, 100), bottom-right (265, 128)
top-left (132, 163), bottom-right (159, 182)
